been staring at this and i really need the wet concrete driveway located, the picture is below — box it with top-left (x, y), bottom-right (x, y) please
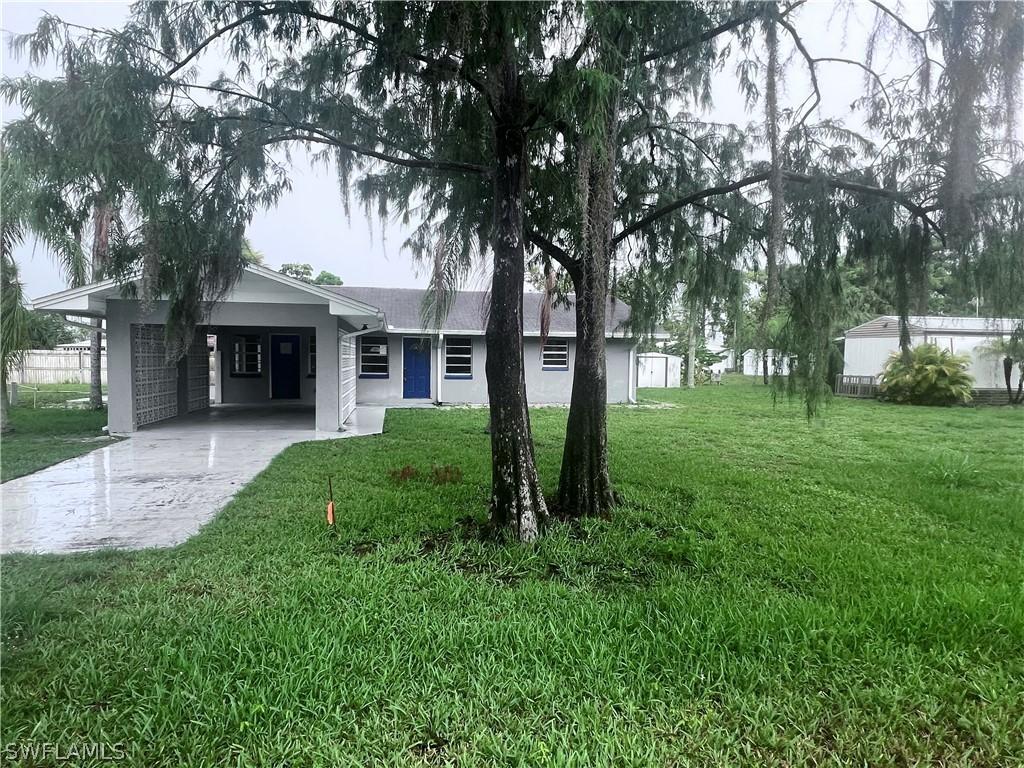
top-left (1, 404), bottom-right (385, 555)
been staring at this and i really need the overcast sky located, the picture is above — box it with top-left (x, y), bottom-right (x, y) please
top-left (1, 0), bottom-right (925, 301)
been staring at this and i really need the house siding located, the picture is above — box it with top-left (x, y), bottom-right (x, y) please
top-left (355, 333), bottom-right (635, 405)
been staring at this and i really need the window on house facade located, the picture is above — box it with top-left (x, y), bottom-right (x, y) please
top-left (541, 339), bottom-right (569, 370)
top-left (444, 336), bottom-right (473, 378)
top-left (231, 334), bottom-right (262, 376)
top-left (308, 335), bottom-right (316, 376)
top-left (359, 336), bottom-right (389, 377)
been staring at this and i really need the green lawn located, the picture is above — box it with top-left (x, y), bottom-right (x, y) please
top-left (2, 385), bottom-right (1022, 766)
top-left (1, 406), bottom-right (112, 483)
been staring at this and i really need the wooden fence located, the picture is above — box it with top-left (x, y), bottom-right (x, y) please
top-left (834, 374), bottom-right (1017, 406)
top-left (12, 349), bottom-right (108, 385)
top-left (834, 375), bottom-right (878, 398)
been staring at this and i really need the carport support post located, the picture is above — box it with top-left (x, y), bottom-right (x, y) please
top-left (105, 300), bottom-right (135, 433)
top-left (315, 320), bottom-right (340, 432)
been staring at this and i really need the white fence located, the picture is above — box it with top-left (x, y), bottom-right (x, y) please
top-left (12, 349), bottom-right (108, 385)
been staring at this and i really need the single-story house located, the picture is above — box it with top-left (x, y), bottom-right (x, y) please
top-left (842, 315), bottom-right (1022, 389)
top-left (31, 265), bottom-right (642, 433)
top-left (636, 352), bottom-right (682, 388)
top-left (741, 348), bottom-right (790, 376)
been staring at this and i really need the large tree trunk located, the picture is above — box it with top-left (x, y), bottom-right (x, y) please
top-left (760, 11), bottom-right (783, 387)
top-left (1004, 356), bottom-right (1014, 403)
top-left (89, 202), bottom-right (113, 410)
top-left (485, 44), bottom-right (546, 542)
top-left (557, 260), bottom-right (614, 518)
top-left (555, 51), bottom-right (623, 520)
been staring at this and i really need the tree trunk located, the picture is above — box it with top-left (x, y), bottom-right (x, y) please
top-left (557, 260), bottom-right (615, 518)
top-left (90, 202), bottom-right (113, 410)
top-left (0, 371), bottom-right (10, 433)
top-left (485, 44), bottom-right (546, 542)
top-left (687, 300), bottom-right (698, 389)
top-left (89, 319), bottom-right (103, 409)
top-left (555, 45), bottom-right (624, 520)
top-left (760, 11), bottom-right (783, 387)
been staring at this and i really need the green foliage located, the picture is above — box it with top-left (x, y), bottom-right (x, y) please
top-left (313, 271), bottom-right (343, 286)
top-left (278, 263), bottom-right (314, 282)
top-left (2, 389), bottom-right (1022, 763)
top-left (25, 312), bottom-right (82, 349)
top-left (879, 343), bottom-right (975, 406)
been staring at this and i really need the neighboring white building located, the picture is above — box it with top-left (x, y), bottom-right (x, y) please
top-left (706, 328), bottom-right (735, 374)
top-left (741, 349), bottom-right (790, 376)
top-left (842, 315), bottom-right (1021, 389)
top-left (636, 353), bottom-right (682, 388)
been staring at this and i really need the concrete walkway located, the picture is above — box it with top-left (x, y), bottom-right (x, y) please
top-left (0, 404), bottom-right (385, 555)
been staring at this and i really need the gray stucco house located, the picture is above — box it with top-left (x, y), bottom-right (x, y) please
top-left (32, 265), bottom-right (641, 433)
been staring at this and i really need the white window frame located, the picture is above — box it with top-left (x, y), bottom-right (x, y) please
top-left (541, 339), bottom-right (569, 371)
top-left (308, 334), bottom-right (317, 376)
top-left (231, 334), bottom-right (262, 376)
top-left (359, 336), bottom-right (390, 378)
top-left (444, 336), bottom-right (473, 379)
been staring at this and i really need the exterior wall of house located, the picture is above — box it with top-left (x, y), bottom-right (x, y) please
top-left (106, 299), bottom-right (342, 432)
top-left (354, 333), bottom-right (636, 405)
top-left (842, 332), bottom-right (1014, 389)
top-left (213, 326), bottom-right (317, 406)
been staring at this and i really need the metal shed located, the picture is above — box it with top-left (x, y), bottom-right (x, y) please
top-left (636, 353), bottom-right (682, 388)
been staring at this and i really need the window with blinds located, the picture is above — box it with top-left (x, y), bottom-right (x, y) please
top-left (444, 337), bottom-right (473, 378)
top-left (541, 339), bottom-right (569, 370)
top-left (359, 336), bottom-right (389, 377)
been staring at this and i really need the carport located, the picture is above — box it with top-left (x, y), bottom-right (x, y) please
top-left (31, 265), bottom-right (383, 434)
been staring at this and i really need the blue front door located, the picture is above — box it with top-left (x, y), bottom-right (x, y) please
top-left (403, 337), bottom-right (431, 399)
top-left (270, 334), bottom-right (301, 399)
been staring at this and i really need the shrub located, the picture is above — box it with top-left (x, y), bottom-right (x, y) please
top-left (878, 343), bottom-right (974, 406)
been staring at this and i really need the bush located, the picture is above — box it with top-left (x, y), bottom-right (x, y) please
top-left (878, 343), bottom-right (974, 406)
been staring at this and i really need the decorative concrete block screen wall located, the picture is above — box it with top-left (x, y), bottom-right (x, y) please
top-left (132, 324), bottom-right (178, 428)
top-left (187, 330), bottom-right (210, 413)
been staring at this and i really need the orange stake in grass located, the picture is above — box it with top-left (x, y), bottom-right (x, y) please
top-left (326, 477), bottom-right (335, 526)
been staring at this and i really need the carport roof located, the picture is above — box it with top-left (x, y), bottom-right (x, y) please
top-left (30, 265), bottom-right (383, 320)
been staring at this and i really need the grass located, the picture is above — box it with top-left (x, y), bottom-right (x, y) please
top-left (12, 381), bottom-right (104, 409)
top-left (2, 382), bottom-right (1022, 766)
top-left (1, 406), bottom-right (112, 483)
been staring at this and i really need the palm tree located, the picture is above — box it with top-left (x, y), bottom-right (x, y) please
top-left (979, 324), bottom-right (1024, 404)
top-left (0, 153), bottom-right (90, 427)
top-left (0, 254), bottom-right (31, 432)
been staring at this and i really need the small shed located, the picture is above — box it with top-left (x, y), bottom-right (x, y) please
top-left (842, 315), bottom-right (1021, 389)
top-left (636, 352), bottom-right (682, 388)
top-left (741, 349), bottom-right (790, 376)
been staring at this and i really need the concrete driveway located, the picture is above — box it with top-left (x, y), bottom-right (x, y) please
top-left (0, 405), bottom-right (384, 555)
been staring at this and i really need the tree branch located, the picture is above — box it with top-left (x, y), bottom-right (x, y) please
top-left (525, 227), bottom-right (579, 276)
top-left (634, 10), bottom-right (761, 65)
top-left (612, 169), bottom-right (944, 245)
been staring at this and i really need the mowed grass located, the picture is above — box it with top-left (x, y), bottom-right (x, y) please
top-left (1, 407), bottom-right (112, 483)
top-left (2, 383), bottom-right (1022, 766)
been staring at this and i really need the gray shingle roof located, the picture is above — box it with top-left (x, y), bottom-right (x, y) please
top-left (325, 286), bottom-right (634, 337)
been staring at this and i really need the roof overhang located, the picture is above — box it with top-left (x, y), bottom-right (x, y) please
top-left (31, 265), bottom-right (385, 322)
